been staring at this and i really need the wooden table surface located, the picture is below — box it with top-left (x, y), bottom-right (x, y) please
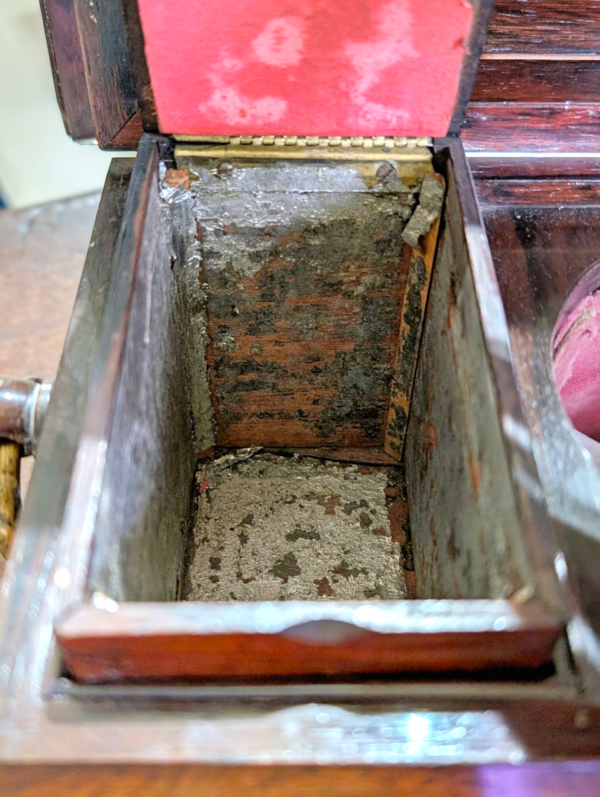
top-left (0, 193), bottom-right (100, 377)
top-left (0, 194), bottom-right (99, 583)
top-left (0, 194), bottom-right (100, 497)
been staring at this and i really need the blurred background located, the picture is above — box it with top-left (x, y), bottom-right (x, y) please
top-left (0, 0), bottom-right (122, 208)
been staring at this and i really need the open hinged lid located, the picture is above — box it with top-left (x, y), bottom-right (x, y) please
top-left (41, 0), bottom-right (493, 149)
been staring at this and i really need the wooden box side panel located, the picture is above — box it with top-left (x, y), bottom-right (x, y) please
top-left (86, 152), bottom-right (198, 602)
top-left (0, 159), bottom-right (135, 715)
top-left (405, 154), bottom-right (531, 601)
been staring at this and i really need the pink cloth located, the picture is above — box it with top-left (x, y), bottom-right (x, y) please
top-left (554, 291), bottom-right (600, 442)
top-left (137, 0), bottom-right (473, 137)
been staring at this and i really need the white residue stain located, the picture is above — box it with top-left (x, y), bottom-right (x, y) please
top-left (252, 16), bottom-right (306, 67)
top-left (344, 0), bottom-right (417, 126)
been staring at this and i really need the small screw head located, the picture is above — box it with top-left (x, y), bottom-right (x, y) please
top-left (376, 162), bottom-right (395, 181)
top-left (217, 161), bottom-right (234, 178)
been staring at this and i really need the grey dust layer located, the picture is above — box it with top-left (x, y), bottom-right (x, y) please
top-left (185, 453), bottom-right (407, 602)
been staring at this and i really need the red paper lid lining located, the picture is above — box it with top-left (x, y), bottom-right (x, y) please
top-left (138, 0), bottom-right (473, 138)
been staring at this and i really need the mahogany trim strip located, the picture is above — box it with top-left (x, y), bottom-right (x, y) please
top-left (56, 599), bottom-right (562, 682)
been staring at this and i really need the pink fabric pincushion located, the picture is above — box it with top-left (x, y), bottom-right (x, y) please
top-left (554, 290), bottom-right (600, 443)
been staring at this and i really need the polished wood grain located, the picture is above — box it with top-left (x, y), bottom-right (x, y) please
top-left (467, 156), bottom-right (600, 179)
top-left (472, 60), bottom-right (600, 104)
top-left (463, 104), bottom-right (600, 152)
top-left (73, 0), bottom-right (139, 148)
top-left (466, 1), bottom-right (600, 153)
top-left (484, 0), bottom-right (600, 56)
top-left (39, 0), bottom-right (96, 140)
top-left (474, 178), bottom-right (600, 206)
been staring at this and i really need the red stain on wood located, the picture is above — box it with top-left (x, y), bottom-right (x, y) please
top-left (164, 169), bottom-right (190, 191)
top-left (469, 455), bottom-right (481, 498)
top-left (313, 576), bottom-right (334, 597)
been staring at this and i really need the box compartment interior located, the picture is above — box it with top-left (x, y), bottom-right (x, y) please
top-left (84, 150), bottom-right (534, 611)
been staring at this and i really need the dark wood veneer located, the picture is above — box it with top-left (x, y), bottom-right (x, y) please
top-left (472, 60), bottom-right (600, 104)
top-left (463, 104), bottom-right (600, 152)
top-left (484, 0), bottom-right (600, 56)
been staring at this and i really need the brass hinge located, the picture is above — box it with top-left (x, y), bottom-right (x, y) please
top-left (174, 135), bottom-right (432, 162)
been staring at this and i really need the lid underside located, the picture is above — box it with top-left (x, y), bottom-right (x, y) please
top-left (137, 0), bottom-right (479, 139)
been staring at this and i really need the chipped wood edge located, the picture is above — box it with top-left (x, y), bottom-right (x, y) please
top-left (384, 174), bottom-right (446, 461)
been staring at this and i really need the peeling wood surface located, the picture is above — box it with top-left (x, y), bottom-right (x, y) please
top-left (385, 175), bottom-right (444, 460)
top-left (182, 159), bottom-right (434, 449)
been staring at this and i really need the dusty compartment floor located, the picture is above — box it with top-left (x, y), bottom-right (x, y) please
top-left (184, 452), bottom-right (411, 602)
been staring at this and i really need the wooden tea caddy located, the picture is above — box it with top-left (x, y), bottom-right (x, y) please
top-left (2, 0), bottom-right (600, 791)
